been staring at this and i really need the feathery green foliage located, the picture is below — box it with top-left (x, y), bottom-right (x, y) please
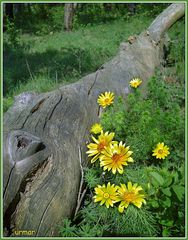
top-left (60, 201), bottom-right (158, 237)
top-left (101, 73), bottom-right (184, 166)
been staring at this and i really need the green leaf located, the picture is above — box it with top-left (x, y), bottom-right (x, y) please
top-left (150, 171), bottom-right (164, 186)
top-left (150, 200), bottom-right (159, 208)
top-left (172, 185), bottom-right (184, 201)
top-left (160, 219), bottom-right (174, 227)
top-left (163, 176), bottom-right (173, 187)
top-left (59, 218), bottom-right (78, 237)
top-left (173, 172), bottom-right (179, 184)
top-left (162, 227), bottom-right (171, 237)
top-left (161, 188), bottom-right (171, 197)
top-left (147, 187), bottom-right (156, 196)
top-left (160, 197), bottom-right (171, 208)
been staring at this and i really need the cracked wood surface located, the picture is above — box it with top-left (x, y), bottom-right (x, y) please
top-left (3, 3), bottom-right (185, 237)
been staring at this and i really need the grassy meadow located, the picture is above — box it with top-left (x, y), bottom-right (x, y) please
top-left (4, 14), bottom-right (154, 111)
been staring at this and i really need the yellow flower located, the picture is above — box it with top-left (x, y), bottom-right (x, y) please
top-left (129, 78), bottom-right (142, 88)
top-left (90, 123), bottom-right (103, 134)
top-left (100, 141), bottom-right (134, 174)
top-left (97, 92), bottom-right (114, 108)
top-left (93, 182), bottom-right (118, 208)
top-left (116, 182), bottom-right (146, 213)
top-left (86, 131), bottom-right (115, 163)
top-left (152, 142), bottom-right (170, 159)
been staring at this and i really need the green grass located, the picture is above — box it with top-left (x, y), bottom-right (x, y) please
top-left (3, 15), bottom-right (153, 112)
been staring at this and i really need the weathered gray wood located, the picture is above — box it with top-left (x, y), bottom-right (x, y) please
top-left (3, 4), bottom-right (185, 237)
top-left (3, 130), bottom-right (47, 215)
top-left (148, 3), bottom-right (185, 43)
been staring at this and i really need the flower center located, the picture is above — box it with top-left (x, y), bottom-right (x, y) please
top-left (158, 149), bottom-right (163, 154)
top-left (103, 193), bottom-right (110, 199)
top-left (97, 141), bottom-right (106, 151)
top-left (112, 153), bottom-right (122, 162)
top-left (104, 98), bottom-right (110, 103)
top-left (123, 192), bottom-right (136, 203)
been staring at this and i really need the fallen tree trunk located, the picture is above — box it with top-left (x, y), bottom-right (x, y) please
top-left (3, 3), bottom-right (185, 237)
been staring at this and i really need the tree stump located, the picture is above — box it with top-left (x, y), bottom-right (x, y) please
top-left (3, 3), bottom-right (185, 237)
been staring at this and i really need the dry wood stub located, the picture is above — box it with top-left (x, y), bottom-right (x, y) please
top-left (148, 3), bottom-right (185, 43)
top-left (3, 4), bottom-right (185, 237)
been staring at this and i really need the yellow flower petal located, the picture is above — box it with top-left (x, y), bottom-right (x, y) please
top-left (118, 204), bottom-right (124, 213)
top-left (90, 153), bottom-right (100, 163)
top-left (127, 182), bottom-right (132, 191)
top-left (133, 201), bottom-right (142, 208)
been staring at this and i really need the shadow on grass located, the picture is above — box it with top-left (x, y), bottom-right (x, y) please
top-left (3, 43), bottom-right (95, 96)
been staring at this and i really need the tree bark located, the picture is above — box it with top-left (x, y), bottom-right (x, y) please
top-left (3, 3), bottom-right (185, 237)
top-left (64, 3), bottom-right (77, 31)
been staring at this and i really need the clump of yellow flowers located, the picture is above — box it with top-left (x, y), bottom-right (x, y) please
top-left (94, 182), bottom-right (146, 212)
top-left (86, 91), bottom-right (170, 213)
